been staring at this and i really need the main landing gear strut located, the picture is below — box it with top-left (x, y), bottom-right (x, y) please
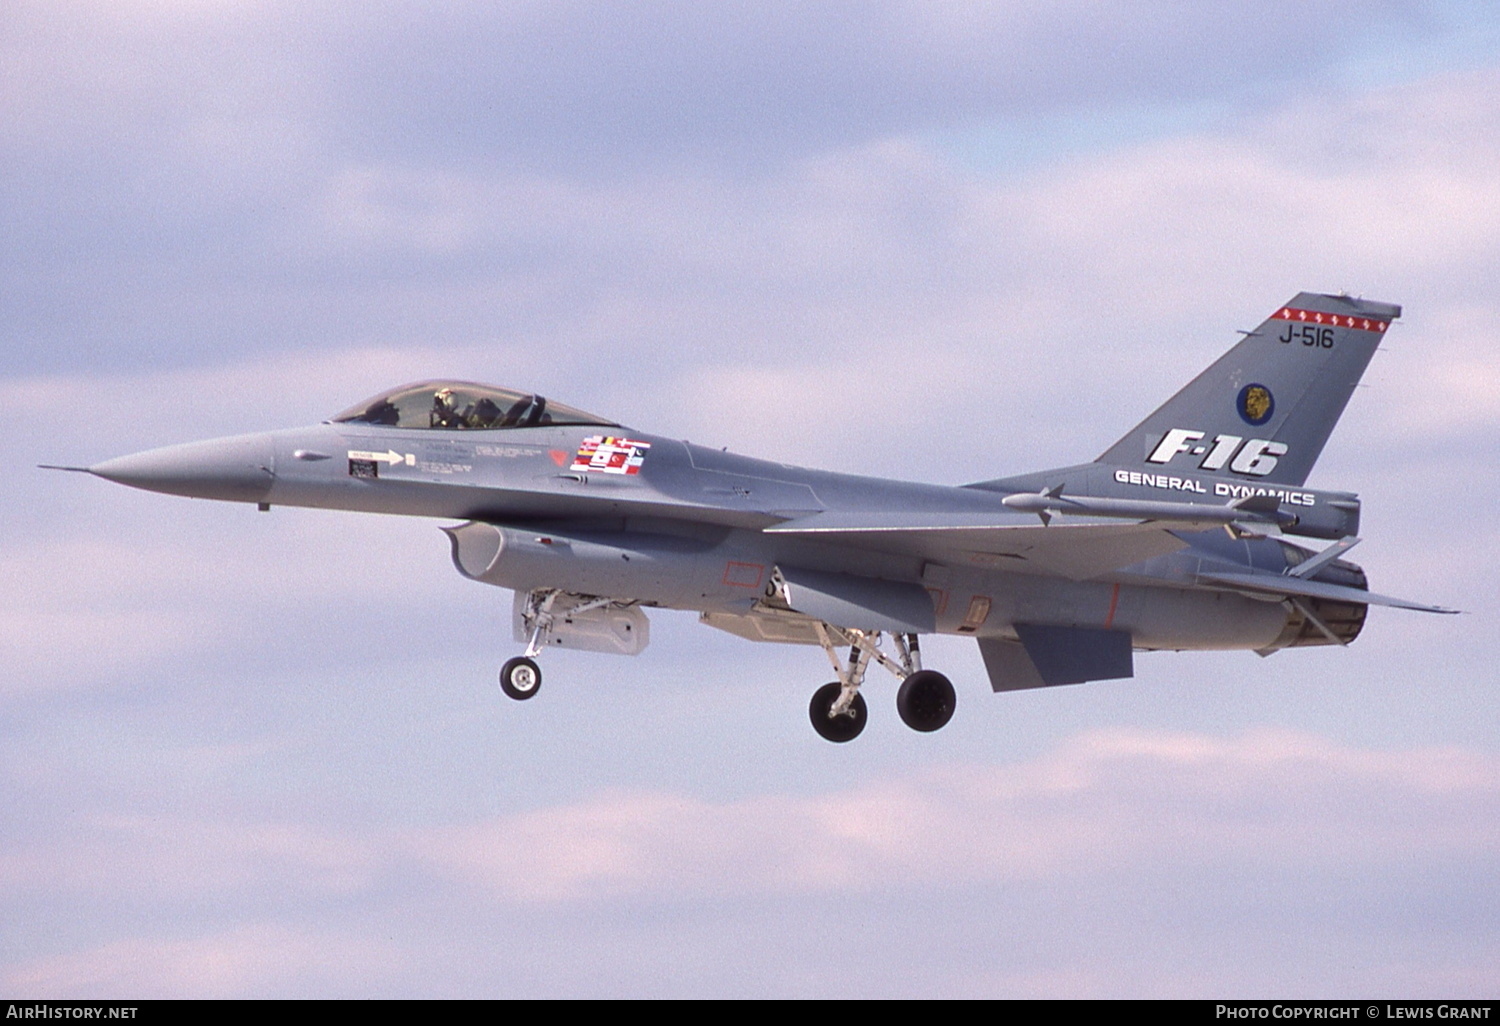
top-left (807, 624), bottom-right (956, 743)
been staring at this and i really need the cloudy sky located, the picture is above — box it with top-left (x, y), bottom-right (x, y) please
top-left (4, 0), bottom-right (1498, 998)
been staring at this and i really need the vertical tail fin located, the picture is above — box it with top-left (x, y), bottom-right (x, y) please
top-left (1095, 292), bottom-right (1400, 486)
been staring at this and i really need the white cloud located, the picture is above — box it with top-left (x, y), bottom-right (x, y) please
top-left (5, 728), bottom-right (1496, 995)
top-left (0, 503), bottom-right (464, 693)
top-left (410, 728), bottom-right (1500, 902)
top-left (1390, 304), bottom-right (1500, 432)
top-left (15, 727), bottom-right (1496, 909)
top-left (6, 924), bottom-right (400, 1000)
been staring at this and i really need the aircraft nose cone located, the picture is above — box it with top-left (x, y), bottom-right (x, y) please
top-left (90, 432), bottom-right (276, 504)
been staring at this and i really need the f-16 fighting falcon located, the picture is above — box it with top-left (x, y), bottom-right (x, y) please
top-left (55, 292), bottom-right (1455, 742)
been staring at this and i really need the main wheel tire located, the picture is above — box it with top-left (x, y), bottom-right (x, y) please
top-left (808, 681), bottom-right (868, 743)
top-left (499, 656), bottom-right (542, 700)
top-left (896, 670), bottom-right (956, 732)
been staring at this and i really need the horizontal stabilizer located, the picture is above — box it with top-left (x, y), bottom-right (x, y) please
top-left (1288, 537), bottom-right (1361, 579)
top-left (978, 625), bottom-right (1134, 691)
top-left (766, 512), bottom-right (1200, 580)
top-left (1198, 571), bottom-right (1458, 614)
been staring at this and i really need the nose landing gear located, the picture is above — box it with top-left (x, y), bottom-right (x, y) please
top-left (495, 588), bottom-right (646, 700)
top-left (500, 655), bottom-right (542, 700)
top-left (498, 589), bottom-right (558, 702)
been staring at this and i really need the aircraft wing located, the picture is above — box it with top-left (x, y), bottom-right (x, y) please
top-left (1197, 571), bottom-right (1459, 614)
top-left (762, 511), bottom-right (1222, 581)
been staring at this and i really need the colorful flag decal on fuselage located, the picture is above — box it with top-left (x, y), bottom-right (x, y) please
top-left (571, 435), bottom-right (651, 475)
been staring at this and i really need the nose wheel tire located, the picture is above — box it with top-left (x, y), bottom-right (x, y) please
top-left (500, 656), bottom-right (542, 700)
top-left (809, 681), bottom-right (868, 743)
top-left (896, 670), bottom-right (956, 732)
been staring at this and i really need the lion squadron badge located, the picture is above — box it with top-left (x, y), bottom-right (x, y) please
top-left (1238, 383), bottom-right (1275, 426)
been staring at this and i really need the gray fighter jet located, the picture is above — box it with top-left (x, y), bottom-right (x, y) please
top-left (59, 292), bottom-right (1454, 742)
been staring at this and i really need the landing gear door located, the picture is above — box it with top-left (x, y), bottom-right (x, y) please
top-left (511, 591), bottom-right (651, 656)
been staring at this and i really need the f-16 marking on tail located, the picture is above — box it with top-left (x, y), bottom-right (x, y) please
top-left (57, 291), bottom-right (1455, 744)
top-left (1147, 430), bottom-right (1287, 476)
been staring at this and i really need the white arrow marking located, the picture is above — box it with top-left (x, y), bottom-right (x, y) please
top-left (347, 449), bottom-right (409, 465)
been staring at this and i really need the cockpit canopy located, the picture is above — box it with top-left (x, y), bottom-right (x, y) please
top-left (330, 381), bottom-right (618, 431)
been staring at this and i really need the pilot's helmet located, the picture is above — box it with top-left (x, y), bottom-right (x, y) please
top-left (434, 387), bottom-right (456, 409)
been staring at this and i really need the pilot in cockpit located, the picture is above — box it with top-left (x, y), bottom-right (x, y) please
top-left (467, 397), bottom-right (503, 428)
top-left (432, 387), bottom-right (508, 429)
top-left (431, 387), bottom-right (464, 429)
top-left (333, 381), bottom-right (611, 432)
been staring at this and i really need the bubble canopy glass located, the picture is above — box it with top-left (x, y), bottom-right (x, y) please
top-left (330, 381), bottom-right (618, 431)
